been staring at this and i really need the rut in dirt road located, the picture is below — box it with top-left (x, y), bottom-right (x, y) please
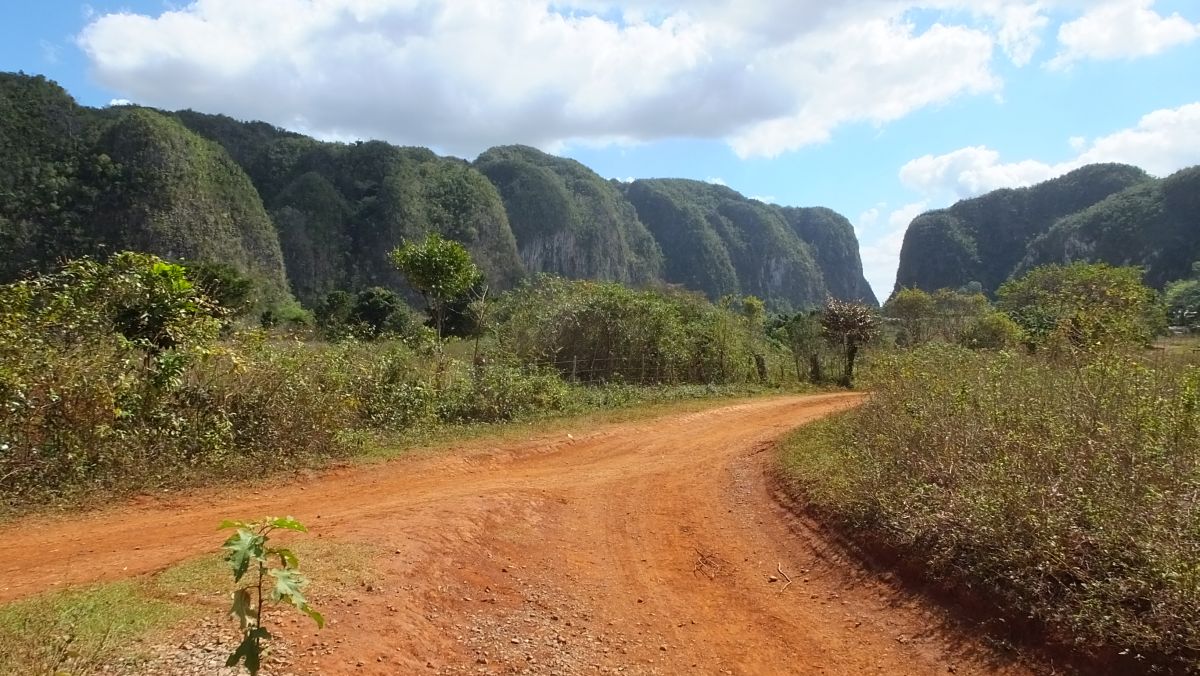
top-left (0, 394), bottom-right (1033, 675)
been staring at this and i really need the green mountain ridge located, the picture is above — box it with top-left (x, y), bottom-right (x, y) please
top-left (895, 162), bottom-right (1200, 297)
top-left (474, 145), bottom-right (663, 286)
top-left (1, 71), bottom-right (877, 310)
top-left (1016, 166), bottom-right (1200, 288)
top-left (0, 73), bottom-right (289, 302)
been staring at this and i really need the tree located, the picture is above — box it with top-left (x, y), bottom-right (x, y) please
top-left (348, 287), bottom-right (404, 339)
top-left (960, 312), bottom-right (1022, 350)
top-left (883, 288), bottom-right (935, 346)
top-left (1, 252), bottom-right (220, 354)
top-left (740, 296), bottom-right (768, 382)
top-left (997, 262), bottom-right (1164, 352)
top-left (1164, 262), bottom-right (1200, 328)
top-left (184, 261), bottom-right (257, 319)
top-left (774, 311), bottom-right (824, 383)
top-left (389, 233), bottom-right (481, 340)
top-left (820, 298), bottom-right (879, 387)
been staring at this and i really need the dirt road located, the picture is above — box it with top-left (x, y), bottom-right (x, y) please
top-left (0, 394), bottom-right (1032, 675)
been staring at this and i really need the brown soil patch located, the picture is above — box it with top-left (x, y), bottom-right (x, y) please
top-left (0, 394), bottom-right (1036, 675)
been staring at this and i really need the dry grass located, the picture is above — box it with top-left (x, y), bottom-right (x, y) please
top-left (780, 344), bottom-right (1200, 673)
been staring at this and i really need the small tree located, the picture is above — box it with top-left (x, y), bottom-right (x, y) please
top-left (820, 298), bottom-right (879, 388)
top-left (1164, 262), bottom-right (1200, 328)
top-left (997, 262), bottom-right (1164, 352)
top-left (776, 311), bottom-right (824, 383)
top-left (883, 288), bottom-right (935, 346)
top-left (184, 261), bottom-right (257, 319)
top-left (741, 296), bottom-right (768, 382)
top-left (389, 233), bottom-right (481, 340)
top-left (221, 517), bottom-right (323, 675)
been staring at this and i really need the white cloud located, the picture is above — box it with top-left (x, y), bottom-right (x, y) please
top-left (857, 207), bottom-right (881, 232)
top-left (108, 98), bottom-right (133, 107)
top-left (1074, 103), bottom-right (1200, 173)
top-left (994, 2), bottom-right (1049, 66)
top-left (749, 194), bottom-right (776, 203)
top-left (898, 101), bottom-right (1200, 201)
top-left (75, 0), bottom-right (1024, 158)
top-left (899, 146), bottom-right (1062, 200)
top-left (858, 201), bottom-right (928, 298)
top-left (1048, 0), bottom-right (1200, 69)
top-left (706, 177), bottom-right (728, 186)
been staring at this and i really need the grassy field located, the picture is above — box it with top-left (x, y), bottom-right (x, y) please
top-left (778, 344), bottom-right (1200, 673)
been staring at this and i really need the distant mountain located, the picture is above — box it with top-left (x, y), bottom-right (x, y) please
top-left (173, 113), bottom-right (525, 306)
top-left (1, 71), bottom-right (878, 311)
top-left (776, 206), bottom-right (877, 305)
top-left (894, 164), bottom-right (1153, 295)
top-left (474, 145), bottom-right (662, 286)
top-left (1017, 166), bottom-right (1200, 288)
top-left (0, 73), bottom-right (288, 300)
top-left (621, 179), bottom-right (876, 309)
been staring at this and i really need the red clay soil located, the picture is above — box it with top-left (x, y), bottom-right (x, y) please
top-left (0, 394), bottom-right (1036, 675)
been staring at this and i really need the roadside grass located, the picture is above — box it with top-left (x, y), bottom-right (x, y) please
top-left (1, 379), bottom-right (802, 523)
top-left (354, 381), bottom-right (795, 462)
top-left (0, 581), bottom-right (193, 675)
top-left (0, 539), bottom-right (377, 674)
top-left (778, 344), bottom-right (1200, 674)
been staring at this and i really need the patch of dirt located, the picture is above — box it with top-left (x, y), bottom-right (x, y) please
top-left (0, 394), bottom-right (1037, 674)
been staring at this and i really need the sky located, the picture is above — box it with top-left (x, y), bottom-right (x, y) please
top-left (3, 1), bottom-right (1199, 299)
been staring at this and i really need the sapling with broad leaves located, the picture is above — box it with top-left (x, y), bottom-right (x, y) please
top-left (220, 517), bottom-right (324, 675)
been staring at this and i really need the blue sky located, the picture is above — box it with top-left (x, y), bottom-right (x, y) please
top-left (3, 1), bottom-right (1199, 298)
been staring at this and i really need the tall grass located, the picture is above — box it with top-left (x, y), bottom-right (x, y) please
top-left (780, 344), bottom-right (1200, 671)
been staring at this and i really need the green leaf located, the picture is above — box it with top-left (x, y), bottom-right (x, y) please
top-left (218, 519), bottom-right (249, 530)
top-left (267, 516), bottom-right (308, 533)
top-left (268, 567), bottom-right (309, 606)
top-left (229, 588), bottom-right (255, 631)
top-left (222, 528), bottom-right (265, 582)
top-left (300, 604), bottom-right (325, 629)
top-left (268, 546), bottom-right (299, 569)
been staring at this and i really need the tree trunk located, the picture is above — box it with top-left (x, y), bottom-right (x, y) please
top-left (841, 342), bottom-right (858, 388)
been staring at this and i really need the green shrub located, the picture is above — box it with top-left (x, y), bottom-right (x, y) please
top-left (495, 276), bottom-right (780, 385)
top-left (782, 344), bottom-right (1200, 670)
top-left (441, 363), bottom-right (570, 423)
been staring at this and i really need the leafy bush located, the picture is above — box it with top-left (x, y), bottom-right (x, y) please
top-left (494, 276), bottom-right (780, 385)
top-left (998, 262), bottom-right (1165, 352)
top-left (781, 344), bottom-right (1200, 670)
top-left (441, 363), bottom-right (570, 423)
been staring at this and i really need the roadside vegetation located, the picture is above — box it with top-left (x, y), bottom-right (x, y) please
top-left (781, 262), bottom-right (1200, 673)
top-left (0, 536), bottom-right (374, 675)
top-left (0, 247), bottom-right (873, 515)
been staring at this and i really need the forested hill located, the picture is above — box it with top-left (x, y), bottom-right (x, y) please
top-left (892, 163), bottom-right (1176, 296)
top-left (621, 179), bottom-right (876, 308)
top-left (1016, 166), bottom-right (1200, 288)
top-left (473, 145), bottom-right (663, 286)
top-left (1, 71), bottom-right (877, 310)
top-left (0, 73), bottom-right (290, 301)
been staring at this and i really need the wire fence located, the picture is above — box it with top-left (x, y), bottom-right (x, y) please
top-left (501, 351), bottom-right (848, 386)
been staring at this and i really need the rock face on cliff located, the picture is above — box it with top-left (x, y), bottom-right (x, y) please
top-left (474, 145), bottom-right (662, 286)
